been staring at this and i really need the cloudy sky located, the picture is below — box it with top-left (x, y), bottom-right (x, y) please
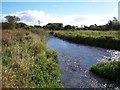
top-left (1, 2), bottom-right (119, 26)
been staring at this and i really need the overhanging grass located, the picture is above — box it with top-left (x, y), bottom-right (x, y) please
top-left (2, 29), bottom-right (63, 88)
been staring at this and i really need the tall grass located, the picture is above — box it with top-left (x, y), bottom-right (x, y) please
top-left (51, 30), bottom-right (120, 50)
top-left (90, 61), bottom-right (120, 84)
top-left (2, 29), bottom-right (63, 88)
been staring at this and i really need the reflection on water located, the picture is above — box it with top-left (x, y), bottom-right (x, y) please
top-left (106, 50), bottom-right (120, 61)
top-left (47, 36), bottom-right (120, 88)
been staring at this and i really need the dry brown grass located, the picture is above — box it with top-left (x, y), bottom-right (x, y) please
top-left (2, 30), bottom-right (15, 48)
top-left (2, 29), bottom-right (33, 88)
top-left (2, 29), bottom-right (29, 50)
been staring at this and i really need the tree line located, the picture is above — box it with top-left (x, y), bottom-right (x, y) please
top-left (1, 15), bottom-right (120, 30)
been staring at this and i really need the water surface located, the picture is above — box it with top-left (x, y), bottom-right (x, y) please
top-left (47, 36), bottom-right (120, 88)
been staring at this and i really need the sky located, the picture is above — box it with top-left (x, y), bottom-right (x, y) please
top-left (1, 2), bottom-right (119, 26)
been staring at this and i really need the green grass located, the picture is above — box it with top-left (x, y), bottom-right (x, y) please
top-left (90, 61), bottom-right (120, 83)
top-left (51, 30), bottom-right (120, 50)
top-left (2, 29), bottom-right (63, 88)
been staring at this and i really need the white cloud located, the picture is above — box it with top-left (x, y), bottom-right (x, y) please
top-left (1, 10), bottom-right (110, 26)
top-left (0, 14), bottom-right (7, 22)
top-left (113, 7), bottom-right (118, 11)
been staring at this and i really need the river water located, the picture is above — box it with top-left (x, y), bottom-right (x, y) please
top-left (47, 36), bottom-right (120, 88)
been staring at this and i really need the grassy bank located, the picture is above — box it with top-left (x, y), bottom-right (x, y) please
top-left (90, 61), bottom-right (120, 84)
top-left (2, 29), bottom-right (63, 88)
top-left (51, 30), bottom-right (120, 50)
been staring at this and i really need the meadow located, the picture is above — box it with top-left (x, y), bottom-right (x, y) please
top-left (2, 29), bottom-right (63, 88)
top-left (51, 30), bottom-right (120, 50)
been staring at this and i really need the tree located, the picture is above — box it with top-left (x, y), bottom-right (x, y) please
top-left (112, 17), bottom-right (119, 24)
top-left (5, 15), bottom-right (20, 23)
top-left (5, 15), bottom-right (20, 29)
top-left (88, 24), bottom-right (101, 30)
top-left (2, 22), bottom-right (9, 29)
top-left (106, 20), bottom-right (113, 30)
top-left (106, 17), bottom-right (120, 30)
top-left (64, 25), bottom-right (72, 30)
top-left (44, 23), bottom-right (63, 30)
top-left (16, 22), bottom-right (27, 29)
top-left (83, 25), bottom-right (89, 30)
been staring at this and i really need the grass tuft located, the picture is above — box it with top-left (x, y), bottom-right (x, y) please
top-left (90, 61), bottom-right (120, 83)
top-left (2, 29), bottom-right (63, 88)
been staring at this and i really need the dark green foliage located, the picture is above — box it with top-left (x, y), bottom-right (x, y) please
top-left (64, 25), bottom-right (72, 30)
top-left (2, 22), bottom-right (15, 29)
top-left (44, 23), bottom-right (63, 30)
top-left (90, 61), bottom-right (120, 82)
top-left (4, 15), bottom-right (20, 29)
top-left (2, 22), bottom-right (10, 29)
top-left (34, 25), bottom-right (41, 28)
top-left (2, 15), bottom-right (33, 30)
top-left (16, 22), bottom-right (27, 29)
top-left (53, 31), bottom-right (120, 50)
top-left (1, 22), bottom-right (30, 30)
top-left (88, 24), bottom-right (102, 30)
top-left (5, 15), bottom-right (20, 23)
top-left (32, 53), bottom-right (62, 88)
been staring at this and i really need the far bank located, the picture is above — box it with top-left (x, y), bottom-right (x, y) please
top-left (50, 30), bottom-right (120, 51)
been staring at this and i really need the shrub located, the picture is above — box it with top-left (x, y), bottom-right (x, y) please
top-left (90, 61), bottom-right (120, 81)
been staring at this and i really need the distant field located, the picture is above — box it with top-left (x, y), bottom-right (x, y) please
top-left (51, 30), bottom-right (120, 50)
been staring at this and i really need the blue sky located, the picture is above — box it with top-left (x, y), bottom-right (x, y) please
top-left (2, 2), bottom-right (117, 16)
top-left (1, 2), bottom-right (119, 26)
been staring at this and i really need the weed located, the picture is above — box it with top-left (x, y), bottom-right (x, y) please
top-left (2, 29), bottom-right (63, 88)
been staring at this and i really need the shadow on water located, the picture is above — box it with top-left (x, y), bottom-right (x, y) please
top-left (47, 36), bottom-right (120, 88)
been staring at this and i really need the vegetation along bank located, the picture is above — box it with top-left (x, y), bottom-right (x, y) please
top-left (90, 61), bottom-right (120, 84)
top-left (2, 29), bottom-right (63, 88)
top-left (51, 30), bottom-right (120, 51)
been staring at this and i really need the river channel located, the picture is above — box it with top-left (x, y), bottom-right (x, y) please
top-left (47, 36), bottom-right (120, 88)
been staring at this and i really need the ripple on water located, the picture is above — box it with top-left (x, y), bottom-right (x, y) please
top-left (47, 36), bottom-right (120, 88)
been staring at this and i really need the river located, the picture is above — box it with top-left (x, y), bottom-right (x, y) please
top-left (47, 36), bottom-right (120, 88)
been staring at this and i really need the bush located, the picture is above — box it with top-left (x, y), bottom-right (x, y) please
top-left (90, 61), bottom-right (120, 81)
